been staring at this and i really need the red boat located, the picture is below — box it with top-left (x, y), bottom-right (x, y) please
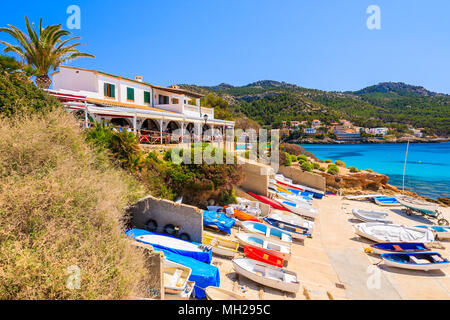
top-left (247, 192), bottom-right (291, 212)
top-left (244, 245), bottom-right (284, 268)
top-left (276, 179), bottom-right (304, 192)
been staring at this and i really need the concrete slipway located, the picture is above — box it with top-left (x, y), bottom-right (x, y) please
top-left (207, 196), bottom-right (450, 300)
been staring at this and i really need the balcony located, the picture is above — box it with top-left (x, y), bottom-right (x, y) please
top-left (183, 104), bottom-right (214, 119)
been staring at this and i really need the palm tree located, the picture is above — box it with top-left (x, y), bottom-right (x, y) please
top-left (0, 16), bottom-right (94, 89)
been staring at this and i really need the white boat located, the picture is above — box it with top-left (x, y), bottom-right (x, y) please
top-left (354, 223), bottom-right (435, 243)
top-left (381, 252), bottom-right (450, 271)
top-left (232, 258), bottom-right (300, 293)
top-left (163, 260), bottom-right (192, 294)
top-left (352, 209), bottom-right (392, 223)
top-left (415, 225), bottom-right (450, 240)
top-left (279, 200), bottom-right (318, 219)
top-left (236, 233), bottom-right (291, 260)
top-left (269, 189), bottom-right (312, 206)
top-left (165, 281), bottom-right (195, 300)
top-left (269, 212), bottom-right (315, 234)
top-left (205, 286), bottom-right (248, 300)
top-left (344, 194), bottom-right (385, 200)
top-left (135, 233), bottom-right (205, 254)
top-left (396, 195), bottom-right (440, 216)
top-left (202, 234), bottom-right (239, 257)
top-left (241, 221), bottom-right (292, 243)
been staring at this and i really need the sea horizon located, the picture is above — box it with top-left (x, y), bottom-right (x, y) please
top-left (301, 141), bottom-right (450, 200)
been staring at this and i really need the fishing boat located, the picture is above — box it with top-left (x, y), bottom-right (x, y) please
top-left (269, 211), bottom-right (315, 234)
top-left (163, 260), bottom-right (192, 294)
top-left (269, 188), bottom-right (313, 205)
top-left (235, 233), bottom-right (291, 260)
top-left (247, 192), bottom-right (288, 211)
top-left (396, 195), bottom-right (439, 216)
top-left (381, 252), bottom-right (450, 271)
top-left (241, 221), bottom-right (292, 243)
top-left (126, 229), bottom-right (212, 263)
top-left (352, 209), bottom-right (392, 224)
top-left (165, 281), bottom-right (195, 300)
top-left (202, 234), bottom-right (240, 257)
top-left (415, 225), bottom-right (450, 240)
top-left (226, 207), bottom-right (261, 222)
top-left (269, 180), bottom-right (314, 200)
top-left (366, 242), bottom-right (431, 255)
top-left (232, 258), bottom-right (300, 293)
top-left (244, 245), bottom-right (284, 268)
top-left (205, 286), bottom-right (248, 300)
top-left (278, 200), bottom-right (318, 219)
top-left (354, 223), bottom-right (435, 243)
top-left (275, 174), bottom-right (324, 199)
top-left (373, 197), bottom-right (400, 206)
top-left (263, 217), bottom-right (311, 240)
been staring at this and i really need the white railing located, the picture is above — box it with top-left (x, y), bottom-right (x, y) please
top-left (183, 104), bottom-right (214, 118)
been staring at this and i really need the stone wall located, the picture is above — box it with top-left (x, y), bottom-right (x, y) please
top-left (238, 159), bottom-right (274, 197)
top-left (130, 241), bottom-right (165, 300)
top-left (278, 165), bottom-right (326, 191)
top-left (127, 195), bottom-right (203, 243)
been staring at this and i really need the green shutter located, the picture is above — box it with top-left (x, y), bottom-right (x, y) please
top-left (144, 91), bottom-right (150, 103)
top-left (111, 84), bottom-right (115, 98)
top-left (104, 83), bottom-right (108, 96)
top-left (127, 87), bottom-right (134, 101)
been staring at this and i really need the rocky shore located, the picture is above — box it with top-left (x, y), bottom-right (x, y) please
top-left (290, 136), bottom-right (450, 145)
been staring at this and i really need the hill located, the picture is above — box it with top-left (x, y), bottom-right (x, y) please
top-left (180, 81), bottom-right (450, 135)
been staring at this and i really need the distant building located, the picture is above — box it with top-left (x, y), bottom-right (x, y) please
top-left (305, 128), bottom-right (316, 135)
top-left (412, 128), bottom-right (423, 137)
top-left (290, 121), bottom-right (301, 127)
top-left (335, 132), bottom-right (361, 141)
top-left (367, 127), bottom-right (389, 136)
top-left (311, 119), bottom-right (321, 129)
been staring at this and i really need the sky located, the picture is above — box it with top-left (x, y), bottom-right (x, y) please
top-left (1, 0), bottom-right (450, 93)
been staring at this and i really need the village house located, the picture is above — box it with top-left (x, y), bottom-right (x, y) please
top-left (367, 127), bottom-right (389, 136)
top-left (311, 119), bottom-right (322, 129)
top-left (48, 66), bottom-right (234, 144)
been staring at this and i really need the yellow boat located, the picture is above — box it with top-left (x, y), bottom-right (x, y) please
top-left (276, 186), bottom-right (293, 194)
top-left (203, 234), bottom-right (240, 258)
top-left (163, 260), bottom-right (192, 294)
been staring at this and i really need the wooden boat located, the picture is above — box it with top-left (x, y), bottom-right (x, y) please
top-left (278, 200), bottom-right (318, 219)
top-left (374, 197), bottom-right (400, 206)
top-left (269, 211), bottom-right (315, 234)
top-left (241, 221), bottom-right (292, 243)
top-left (244, 245), bottom-right (284, 268)
top-left (165, 281), bottom-right (195, 300)
top-left (202, 234), bottom-right (240, 257)
top-left (396, 195), bottom-right (440, 216)
top-left (205, 286), bottom-right (248, 300)
top-left (263, 217), bottom-right (311, 240)
top-left (415, 225), bottom-right (450, 240)
top-left (163, 260), bottom-right (192, 294)
top-left (366, 242), bottom-right (431, 255)
top-left (232, 258), bottom-right (300, 293)
top-left (247, 192), bottom-right (288, 211)
top-left (354, 223), bottom-right (435, 243)
top-left (226, 207), bottom-right (261, 222)
top-left (381, 252), bottom-right (450, 271)
top-left (236, 233), bottom-right (291, 260)
top-left (352, 209), bottom-right (392, 223)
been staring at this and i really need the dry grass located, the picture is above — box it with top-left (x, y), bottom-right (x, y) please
top-left (0, 109), bottom-right (149, 299)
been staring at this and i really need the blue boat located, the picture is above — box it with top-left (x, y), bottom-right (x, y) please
top-left (203, 210), bottom-right (236, 234)
top-left (263, 217), bottom-right (312, 240)
top-left (241, 221), bottom-right (292, 243)
top-left (381, 252), bottom-right (450, 271)
top-left (284, 188), bottom-right (314, 200)
top-left (415, 225), bottom-right (450, 240)
top-left (368, 242), bottom-right (430, 255)
top-left (374, 197), bottom-right (400, 206)
top-left (156, 248), bottom-right (220, 299)
top-left (126, 229), bottom-right (212, 264)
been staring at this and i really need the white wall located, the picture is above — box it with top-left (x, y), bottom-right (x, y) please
top-left (53, 67), bottom-right (98, 95)
top-left (98, 74), bottom-right (153, 106)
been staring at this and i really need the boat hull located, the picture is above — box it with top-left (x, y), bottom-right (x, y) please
top-left (368, 243), bottom-right (431, 255)
top-left (202, 234), bottom-right (239, 258)
top-left (263, 218), bottom-right (310, 240)
top-left (236, 233), bottom-right (291, 260)
top-left (205, 286), bottom-right (248, 300)
top-left (381, 252), bottom-right (450, 271)
top-left (352, 209), bottom-right (392, 224)
top-left (248, 192), bottom-right (289, 211)
top-left (241, 221), bottom-right (292, 243)
top-left (354, 223), bottom-right (435, 243)
top-left (244, 245), bottom-right (284, 268)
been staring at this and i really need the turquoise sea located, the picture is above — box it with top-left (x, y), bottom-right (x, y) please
top-left (300, 142), bottom-right (450, 200)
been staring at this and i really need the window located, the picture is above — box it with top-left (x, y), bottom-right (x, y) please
top-left (158, 95), bottom-right (169, 105)
top-left (104, 83), bottom-right (115, 98)
top-left (172, 98), bottom-right (179, 104)
top-left (127, 87), bottom-right (134, 101)
top-left (144, 91), bottom-right (151, 104)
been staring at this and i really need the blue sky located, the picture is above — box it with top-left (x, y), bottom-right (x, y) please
top-left (1, 0), bottom-right (450, 93)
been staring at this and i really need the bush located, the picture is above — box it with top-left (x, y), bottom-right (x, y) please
top-left (280, 143), bottom-right (305, 156)
top-left (301, 161), bottom-right (313, 172)
top-left (348, 166), bottom-right (358, 173)
top-left (325, 159), bottom-right (333, 163)
top-left (335, 160), bottom-right (346, 168)
top-left (327, 164), bottom-right (340, 175)
top-left (297, 154), bottom-right (308, 162)
top-left (0, 109), bottom-right (148, 299)
top-left (283, 152), bottom-right (292, 166)
top-left (313, 162), bottom-right (321, 170)
top-left (364, 168), bottom-right (373, 172)
top-left (318, 166), bottom-right (326, 172)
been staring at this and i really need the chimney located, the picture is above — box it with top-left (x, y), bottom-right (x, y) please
top-left (135, 76), bottom-right (143, 82)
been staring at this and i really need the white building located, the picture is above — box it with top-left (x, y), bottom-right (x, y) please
top-left (49, 66), bottom-right (234, 143)
top-left (367, 127), bottom-right (389, 136)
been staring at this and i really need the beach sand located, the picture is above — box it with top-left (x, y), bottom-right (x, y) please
top-left (206, 196), bottom-right (450, 300)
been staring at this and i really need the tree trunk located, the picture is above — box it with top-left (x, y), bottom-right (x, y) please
top-left (35, 74), bottom-right (52, 89)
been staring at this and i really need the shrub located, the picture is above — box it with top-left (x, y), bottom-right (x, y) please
top-left (325, 159), bottom-right (333, 163)
top-left (280, 143), bottom-right (305, 156)
top-left (297, 154), bottom-right (308, 162)
top-left (348, 166), bottom-right (358, 173)
top-left (327, 164), bottom-right (340, 175)
top-left (313, 162), bottom-right (321, 170)
top-left (335, 160), bottom-right (346, 168)
top-left (301, 161), bottom-right (313, 172)
top-left (318, 166), bottom-right (326, 172)
top-left (0, 109), bottom-right (148, 299)
top-left (364, 168), bottom-right (373, 172)
top-left (283, 152), bottom-right (292, 166)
